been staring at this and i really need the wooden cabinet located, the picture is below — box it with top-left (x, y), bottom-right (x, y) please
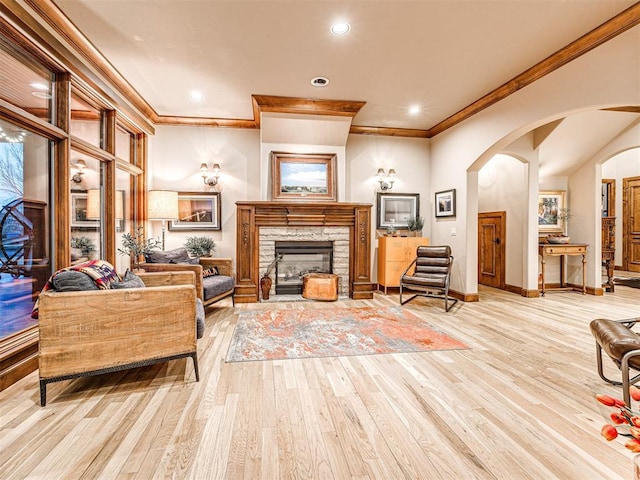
top-left (377, 236), bottom-right (429, 293)
top-left (602, 216), bottom-right (615, 292)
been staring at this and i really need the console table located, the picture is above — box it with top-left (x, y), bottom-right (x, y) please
top-left (538, 243), bottom-right (587, 295)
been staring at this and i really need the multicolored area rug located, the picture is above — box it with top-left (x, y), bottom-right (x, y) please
top-left (225, 306), bottom-right (468, 362)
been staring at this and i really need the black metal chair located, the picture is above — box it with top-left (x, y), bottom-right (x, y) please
top-left (590, 317), bottom-right (640, 407)
top-left (399, 245), bottom-right (457, 312)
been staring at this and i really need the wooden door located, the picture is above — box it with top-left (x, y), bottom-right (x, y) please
top-left (623, 177), bottom-right (640, 273)
top-left (478, 212), bottom-right (506, 288)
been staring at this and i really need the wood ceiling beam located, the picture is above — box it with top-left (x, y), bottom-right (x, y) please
top-left (426, 2), bottom-right (640, 137)
top-left (20, 0), bottom-right (158, 130)
top-left (252, 95), bottom-right (366, 118)
top-left (349, 125), bottom-right (429, 138)
top-left (155, 116), bottom-right (257, 129)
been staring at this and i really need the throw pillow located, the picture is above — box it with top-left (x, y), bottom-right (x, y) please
top-left (202, 267), bottom-right (218, 277)
top-left (112, 269), bottom-right (146, 289)
top-left (52, 270), bottom-right (100, 292)
top-left (144, 247), bottom-right (191, 264)
top-left (195, 298), bottom-right (205, 339)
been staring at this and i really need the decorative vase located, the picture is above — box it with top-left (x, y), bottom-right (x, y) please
top-left (260, 275), bottom-right (272, 300)
top-left (547, 234), bottom-right (570, 244)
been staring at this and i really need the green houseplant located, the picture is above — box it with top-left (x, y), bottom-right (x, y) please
top-left (184, 236), bottom-right (216, 257)
top-left (117, 225), bottom-right (160, 270)
top-left (70, 236), bottom-right (96, 259)
top-left (407, 216), bottom-right (425, 236)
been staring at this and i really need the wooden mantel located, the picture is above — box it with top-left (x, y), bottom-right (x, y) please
top-left (235, 201), bottom-right (374, 303)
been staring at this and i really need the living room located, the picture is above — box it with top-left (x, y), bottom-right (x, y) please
top-left (1, 1), bottom-right (640, 478)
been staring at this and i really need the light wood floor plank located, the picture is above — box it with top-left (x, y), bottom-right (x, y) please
top-left (2, 287), bottom-right (639, 478)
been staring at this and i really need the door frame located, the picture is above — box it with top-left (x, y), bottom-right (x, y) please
top-left (478, 211), bottom-right (506, 290)
top-left (623, 176), bottom-right (640, 272)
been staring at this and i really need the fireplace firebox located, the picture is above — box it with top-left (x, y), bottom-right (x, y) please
top-left (275, 241), bottom-right (333, 295)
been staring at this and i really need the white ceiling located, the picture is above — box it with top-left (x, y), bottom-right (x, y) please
top-left (49, 0), bottom-right (640, 174)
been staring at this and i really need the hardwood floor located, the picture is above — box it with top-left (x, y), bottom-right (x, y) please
top-left (1, 286), bottom-right (639, 479)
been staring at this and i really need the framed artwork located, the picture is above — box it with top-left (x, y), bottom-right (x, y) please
top-left (376, 193), bottom-right (420, 229)
top-left (169, 192), bottom-right (221, 231)
top-left (271, 152), bottom-right (337, 201)
top-left (70, 191), bottom-right (99, 228)
top-left (435, 189), bottom-right (456, 218)
top-left (538, 190), bottom-right (566, 233)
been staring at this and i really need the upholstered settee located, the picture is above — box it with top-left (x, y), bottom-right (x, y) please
top-left (37, 270), bottom-right (201, 406)
top-left (140, 248), bottom-right (235, 308)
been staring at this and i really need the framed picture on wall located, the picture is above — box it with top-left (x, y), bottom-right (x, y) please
top-left (70, 191), bottom-right (99, 228)
top-left (271, 152), bottom-right (337, 201)
top-left (538, 190), bottom-right (566, 233)
top-left (168, 192), bottom-right (221, 231)
top-left (376, 193), bottom-right (420, 229)
top-left (435, 189), bottom-right (456, 218)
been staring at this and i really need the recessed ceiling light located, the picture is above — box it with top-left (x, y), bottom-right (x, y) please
top-left (311, 76), bottom-right (330, 87)
top-left (190, 90), bottom-right (204, 102)
top-left (409, 105), bottom-right (421, 115)
top-left (331, 22), bottom-right (351, 36)
top-left (29, 82), bottom-right (49, 91)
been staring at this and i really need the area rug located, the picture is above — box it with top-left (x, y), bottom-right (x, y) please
top-left (225, 306), bottom-right (468, 362)
top-left (614, 277), bottom-right (640, 289)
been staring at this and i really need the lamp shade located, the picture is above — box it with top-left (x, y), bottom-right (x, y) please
top-left (86, 189), bottom-right (100, 219)
top-left (148, 190), bottom-right (179, 220)
top-left (116, 190), bottom-right (124, 220)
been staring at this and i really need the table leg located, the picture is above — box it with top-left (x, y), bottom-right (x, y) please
top-left (582, 253), bottom-right (586, 294)
top-left (540, 255), bottom-right (546, 296)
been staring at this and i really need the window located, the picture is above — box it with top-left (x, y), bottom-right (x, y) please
top-left (0, 117), bottom-right (51, 340)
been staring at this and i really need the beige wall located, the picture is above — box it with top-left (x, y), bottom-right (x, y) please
top-left (148, 126), bottom-right (430, 281)
top-left (430, 26), bottom-right (640, 295)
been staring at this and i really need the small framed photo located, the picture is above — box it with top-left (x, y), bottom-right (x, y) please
top-left (538, 190), bottom-right (566, 233)
top-left (271, 152), bottom-right (337, 201)
top-left (169, 192), bottom-right (221, 231)
top-left (70, 191), bottom-right (99, 228)
top-left (376, 193), bottom-right (420, 229)
top-left (435, 189), bottom-right (456, 218)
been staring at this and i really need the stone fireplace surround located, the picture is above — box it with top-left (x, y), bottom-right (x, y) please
top-left (235, 201), bottom-right (374, 303)
top-left (261, 228), bottom-right (349, 296)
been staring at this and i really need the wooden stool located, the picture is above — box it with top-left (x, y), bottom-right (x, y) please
top-left (302, 273), bottom-right (339, 301)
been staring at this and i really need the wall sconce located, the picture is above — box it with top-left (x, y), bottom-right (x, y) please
top-left (148, 190), bottom-right (179, 251)
top-left (376, 168), bottom-right (396, 191)
top-left (201, 162), bottom-right (221, 186)
top-left (71, 159), bottom-right (87, 184)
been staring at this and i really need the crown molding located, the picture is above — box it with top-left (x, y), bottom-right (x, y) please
top-left (14, 0), bottom-right (640, 138)
top-left (426, 2), bottom-right (640, 137)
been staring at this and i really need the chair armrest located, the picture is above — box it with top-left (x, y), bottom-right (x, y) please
top-left (400, 258), bottom-right (417, 277)
top-left (200, 258), bottom-right (234, 277)
top-left (139, 262), bottom-right (204, 301)
top-left (137, 271), bottom-right (196, 288)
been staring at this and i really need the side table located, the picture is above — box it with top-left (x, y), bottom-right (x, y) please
top-left (538, 243), bottom-right (587, 295)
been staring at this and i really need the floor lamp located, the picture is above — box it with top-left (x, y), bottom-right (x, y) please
top-left (148, 190), bottom-right (179, 251)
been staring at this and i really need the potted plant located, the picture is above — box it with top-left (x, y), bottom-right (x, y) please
top-left (117, 225), bottom-right (160, 270)
top-left (407, 216), bottom-right (425, 237)
top-left (184, 236), bottom-right (216, 257)
top-left (70, 236), bottom-right (96, 259)
top-left (547, 208), bottom-right (573, 244)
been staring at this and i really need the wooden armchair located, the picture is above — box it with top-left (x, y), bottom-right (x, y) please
top-left (140, 257), bottom-right (235, 308)
top-left (38, 271), bottom-right (199, 406)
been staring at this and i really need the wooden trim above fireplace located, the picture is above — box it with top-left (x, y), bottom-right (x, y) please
top-left (235, 201), bottom-right (374, 303)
